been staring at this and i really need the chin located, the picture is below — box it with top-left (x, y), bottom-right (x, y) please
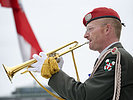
top-left (89, 46), bottom-right (97, 51)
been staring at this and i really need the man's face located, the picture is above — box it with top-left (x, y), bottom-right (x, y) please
top-left (84, 19), bottom-right (106, 52)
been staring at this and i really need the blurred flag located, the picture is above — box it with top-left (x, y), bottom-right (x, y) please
top-left (0, 0), bottom-right (43, 61)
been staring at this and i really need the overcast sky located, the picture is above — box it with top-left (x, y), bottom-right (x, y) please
top-left (0, 0), bottom-right (133, 97)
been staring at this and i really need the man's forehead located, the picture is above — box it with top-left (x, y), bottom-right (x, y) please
top-left (86, 19), bottom-right (102, 27)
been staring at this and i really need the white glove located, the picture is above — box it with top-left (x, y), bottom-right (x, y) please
top-left (28, 52), bottom-right (47, 73)
top-left (56, 56), bottom-right (64, 69)
top-left (28, 52), bottom-right (64, 73)
top-left (49, 53), bottom-right (64, 69)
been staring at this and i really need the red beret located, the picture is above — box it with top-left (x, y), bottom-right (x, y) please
top-left (83, 7), bottom-right (121, 26)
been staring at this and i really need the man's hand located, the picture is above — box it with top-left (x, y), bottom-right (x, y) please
top-left (48, 53), bottom-right (64, 69)
top-left (28, 52), bottom-right (47, 73)
top-left (56, 56), bottom-right (64, 69)
top-left (41, 57), bottom-right (60, 79)
top-left (28, 52), bottom-right (64, 79)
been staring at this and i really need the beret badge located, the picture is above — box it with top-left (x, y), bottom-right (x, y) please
top-left (85, 13), bottom-right (92, 22)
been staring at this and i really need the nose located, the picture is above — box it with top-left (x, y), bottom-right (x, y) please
top-left (84, 31), bottom-right (89, 39)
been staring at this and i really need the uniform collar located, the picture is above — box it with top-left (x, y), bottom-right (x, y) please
top-left (98, 41), bottom-right (120, 59)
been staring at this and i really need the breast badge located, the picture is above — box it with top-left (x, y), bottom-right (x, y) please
top-left (104, 59), bottom-right (115, 71)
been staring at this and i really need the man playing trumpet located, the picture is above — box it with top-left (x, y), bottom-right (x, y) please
top-left (28, 7), bottom-right (133, 100)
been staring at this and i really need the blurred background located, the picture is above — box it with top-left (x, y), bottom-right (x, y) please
top-left (0, 0), bottom-right (133, 99)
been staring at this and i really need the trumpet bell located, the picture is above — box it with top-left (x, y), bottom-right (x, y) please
top-left (2, 64), bottom-right (12, 83)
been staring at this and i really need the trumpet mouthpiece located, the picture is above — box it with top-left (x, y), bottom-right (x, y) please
top-left (85, 41), bottom-right (89, 44)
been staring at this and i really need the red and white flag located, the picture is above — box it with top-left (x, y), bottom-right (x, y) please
top-left (0, 0), bottom-right (43, 61)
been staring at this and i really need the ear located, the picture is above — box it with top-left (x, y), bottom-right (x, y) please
top-left (104, 24), bottom-right (112, 35)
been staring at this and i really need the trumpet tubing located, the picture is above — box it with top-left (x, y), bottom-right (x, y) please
top-left (2, 41), bottom-right (89, 82)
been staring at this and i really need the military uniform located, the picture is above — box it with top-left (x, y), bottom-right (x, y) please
top-left (48, 43), bottom-right (133, 100)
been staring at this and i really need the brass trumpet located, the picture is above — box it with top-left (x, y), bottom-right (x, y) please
top-left (2, 41), bottom-right (89, 83)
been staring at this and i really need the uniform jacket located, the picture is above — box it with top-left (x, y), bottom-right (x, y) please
top-left (48, 43), bottom-right (133, 100)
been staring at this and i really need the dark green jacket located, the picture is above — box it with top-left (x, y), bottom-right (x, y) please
top-left (48, 43), bottom-right (133, 100)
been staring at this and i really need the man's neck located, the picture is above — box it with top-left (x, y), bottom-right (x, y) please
top-left (98, 41), bottom-right (119, 59)
top-left (98, 38), bottom-right (119, 53)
